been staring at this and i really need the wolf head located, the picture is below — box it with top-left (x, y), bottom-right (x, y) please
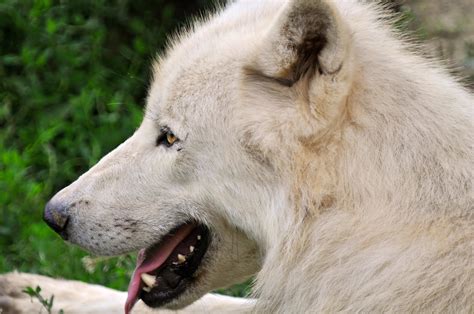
top-left (44, 0), bottom-right (354, 311)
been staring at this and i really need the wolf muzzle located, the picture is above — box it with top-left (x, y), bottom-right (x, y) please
top-left (43, 199), bottom-right (70, 239)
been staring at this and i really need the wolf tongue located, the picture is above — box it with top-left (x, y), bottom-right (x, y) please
top-left (124, 224), bottom-right (195, 314)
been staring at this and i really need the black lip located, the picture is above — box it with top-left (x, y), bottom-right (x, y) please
top-left (140, 277), bottom-right (189, 308)
top-left (140, 224), bottom-right (210, 308)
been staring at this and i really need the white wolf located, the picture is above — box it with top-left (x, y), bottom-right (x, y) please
top-left (2, 0), bottom-right (473, 313)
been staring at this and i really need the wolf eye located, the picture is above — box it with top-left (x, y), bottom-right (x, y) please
top-left (156, 128), bottom-right (179, 147)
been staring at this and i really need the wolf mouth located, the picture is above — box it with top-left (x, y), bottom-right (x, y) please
top-left (125, 222), bottom-right (210, 314)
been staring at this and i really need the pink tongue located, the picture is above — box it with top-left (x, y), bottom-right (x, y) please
top-left (125, 224), bottom-right (195, 314)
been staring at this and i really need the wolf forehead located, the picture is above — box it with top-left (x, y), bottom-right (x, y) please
top-left (145, 1), bottom-right (286, 118)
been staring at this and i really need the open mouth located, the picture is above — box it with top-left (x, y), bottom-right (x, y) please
top-left (125, 222), bottom-right (210, 314)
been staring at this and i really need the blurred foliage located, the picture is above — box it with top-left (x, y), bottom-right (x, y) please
top-left (0, 0), bottom-right (238, 293)
top-left (23, 285), bottom-right (64, 314)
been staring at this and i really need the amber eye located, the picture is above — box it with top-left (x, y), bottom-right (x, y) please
top-left (166, 132), bottom-right (177, 146)
top-left (156, 128), bottom-right (179, 147)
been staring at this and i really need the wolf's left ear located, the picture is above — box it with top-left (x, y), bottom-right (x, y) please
top-left (246, 0), bottom-right (352, 87)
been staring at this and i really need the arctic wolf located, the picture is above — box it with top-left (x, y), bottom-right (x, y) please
top-left (12, 0), bottom-right (474, 312)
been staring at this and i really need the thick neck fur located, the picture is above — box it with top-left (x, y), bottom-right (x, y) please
top-left (252, 3), bottom-right (473, 312)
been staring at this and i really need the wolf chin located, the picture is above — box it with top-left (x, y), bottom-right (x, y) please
top-left (16, 0), bottom-right (474, 313)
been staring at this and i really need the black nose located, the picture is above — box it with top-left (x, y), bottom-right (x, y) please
top-left (43, 200), bottom-right (70, 239)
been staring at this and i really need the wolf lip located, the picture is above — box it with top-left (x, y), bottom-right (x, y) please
top-left (125, 223), bottom-right (210, 314)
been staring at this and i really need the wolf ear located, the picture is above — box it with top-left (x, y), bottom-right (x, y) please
top-left (247, 0), bottom-right (352, 86)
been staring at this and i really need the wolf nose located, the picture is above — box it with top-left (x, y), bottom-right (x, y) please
top-left (43, 200), bottom-right (70, 239)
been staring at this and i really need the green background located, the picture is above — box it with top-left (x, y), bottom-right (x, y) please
top-left (1, 0), bottom-right (472, 300)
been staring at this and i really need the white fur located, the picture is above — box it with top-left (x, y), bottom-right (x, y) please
top-left (9, 0), bottom-right (474, 313)
top-left (0, 272), bottom-right (254, 313)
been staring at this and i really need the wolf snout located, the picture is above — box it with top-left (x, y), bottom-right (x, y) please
top-left (43, 199), bottom-right (70, 239)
